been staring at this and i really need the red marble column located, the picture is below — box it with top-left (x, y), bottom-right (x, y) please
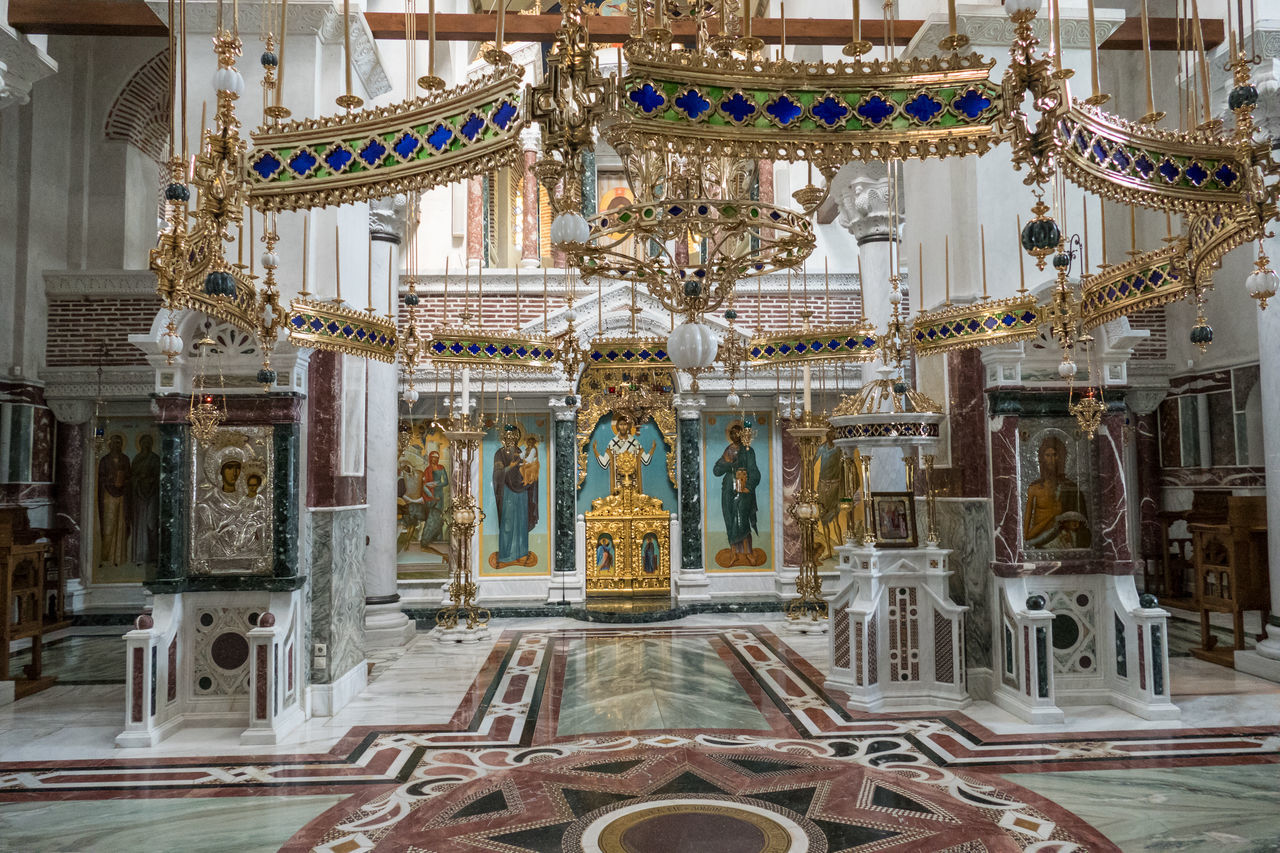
top-left (945, 349), bottom-right (989, 498)
top-left (53, 420), bottom-right (86, 581)
top-left (306, 351), bottom-right (366, 508)
top-left (989, 414), bottom-right (1021, 569)
top-left (466, 176), bottom-right (483, 268)
top-left (1133, 411), bottom-right (1162, 561)
top-left (1095, 409), bottom-right (1136, 574)
top-left (521, 150), bottom-right (540, 268)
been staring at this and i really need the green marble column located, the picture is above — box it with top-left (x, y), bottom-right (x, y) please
top-left (154, 423), bottom-right (189, 585)
top-left (678, 414), bottom-right (702, 573)
top-left (553, 414), bottom-right (577, 572)
top-left (580, 149), bottom-right (597, 218)
top-left (273, 423), bottom-right (300, 579)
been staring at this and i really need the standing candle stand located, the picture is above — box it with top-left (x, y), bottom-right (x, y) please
top-left (785, 410), bottom-right (831, 634)
top-left (435, 379), bottom-right (490, 643)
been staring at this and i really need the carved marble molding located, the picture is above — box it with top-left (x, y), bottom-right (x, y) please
top-left (1202, 22), bottom-right (1280, 139)
top-left (827, 161), bottom-right (903, 245)
top-left (905, 4), bottom-right (1126, 55)
top-left (40, 366), bottom-right (157, 401)
top-left (44, 270), bottom-right (159, 299)
top-left (0, 23), bottom-right (57, 111)
top-left (144, 0), bottom-right (391, 98)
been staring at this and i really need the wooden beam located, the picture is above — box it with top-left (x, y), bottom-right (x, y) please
top-left (1102, 16), bottom-right (1224, 50)
top-left (365, 13), bottom-right (923, 45)
top-left (7, 1), bottom-right (1227, 51)
top-left (9, 0), bottom-right (166, 37)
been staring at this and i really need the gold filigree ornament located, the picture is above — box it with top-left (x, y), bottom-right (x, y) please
top-left (188, 335), bottom-right (227, 448)
top-left (1069, 386), bottom-right (1105, 440)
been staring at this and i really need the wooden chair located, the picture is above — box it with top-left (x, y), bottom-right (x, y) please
top-left (1188, 496), bottom-right (1270, 668)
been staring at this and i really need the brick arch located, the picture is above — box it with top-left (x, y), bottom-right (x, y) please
top-left (104, 49), bottom-right (171, 164)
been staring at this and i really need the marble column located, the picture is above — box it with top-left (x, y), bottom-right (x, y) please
top-left (364, 198), bottom-right (415, 648)
top-left (831, 161), bottom-right (906, 493)
top-left (580, 149), bottom-right (597, 218)
top-left (466, 176), bottom-right (483, 269)
top-left (1241, 247), bottom-right (1280, 673)
top-left (1127, 391), bottom-right (1166, 567)
top-left (520, 126), bottom-right (541, 269)
top-left (548, 398), bottom-right (583, 603)
top-left (945, 349), bottom-right (989, 498)
top-left (675, 394), bottom-right (710, 601)
top-left (988, 412), bottom-right (1021, 569)
top-left (46, 399), bottom-right (91, 598)
top-left (1095, 407), bottom-right (1136, 574)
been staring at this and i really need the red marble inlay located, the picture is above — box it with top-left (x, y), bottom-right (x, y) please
top-left (130, 647), bottom-right (143, 723)
top-left (255, 645), bottom-right (269, 720)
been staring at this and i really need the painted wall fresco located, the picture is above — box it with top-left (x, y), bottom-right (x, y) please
top-left (703, 412), bottom-right (774, 572)
top-left (396, 420), bottom-right (451, 580)
top-left (781, 421), bottom-right (861, 569)
top-left (480, 414), bottom-right (553, 577)
top-left (91, 420), bottom-right (160, 584)
top-left (577, 414), bottom-right (677, 517)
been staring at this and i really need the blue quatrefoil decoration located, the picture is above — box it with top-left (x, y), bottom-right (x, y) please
top-left (460, 113), bottom-right (485, 141)
top-left (765, 94), bottom-right (803, 126)
top-left (323, 145), bottom-right (354, 173)
top-left (629, 83), bottom-right (666, 114)
top-left (1091, 140), bottom-right (1109, 163)
top-left (290, 315), bottom-right (306, 329)
top-left (1134, 152), bottom-right (1155, 179)
top-left (674, 88), bottom-right (711, 120)
top-left (1213, 162), bottom-right (1239, 187)
top-left (855, 94), bottom-right (895, 125)
top-left (252, 152), bottom-right (283, 180)
top-left (903, 93), bottom-right (943, 124)
top-left (359, 139), bottom-right (387, 167)
top-left (1110, 147), bottom-right (1131, 171)
top-left (492, 100), bottom-right (518, 130)
top-left (1157, 158), bottom-right (1181, 183)
top-left (426, 125), bottom-right (454, 151)
top-left (354, 328), bottom-right (367, 341)
top-left (1184, 161), bottom-right (1209, 186)
top-left (393, 133), bottom-right (420, 160)
top-left (812, 95), bottom-right (849, 127)
top-left (1073, 129), bottom-right (1090, 153)
top-left (288, 148), bottom-right (318, 176)
top-left (720, 92), bottom-right (757, 123)
top-left (952, 88), bottom-right (992, 120)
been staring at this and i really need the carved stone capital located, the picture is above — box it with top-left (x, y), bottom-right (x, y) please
top-left (369, 195), bottom-right (408, 243)
top-left (520, 124), bottom-right (543, 154)
top-left (46, 398), bottom-right (94, 425)
top-left (548, 396), bottom-right (579, 421)
top-left (0, 25), bottom-right (57, 111)
top-left (673, 394), bottom-right (706, 419)
top-left (1125, 388), bottom-right (1168, 417)
top-left (827, 161), bottom-right (903, 245)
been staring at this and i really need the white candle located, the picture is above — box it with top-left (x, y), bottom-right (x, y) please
top-left (461, 367), bottom-right (471, 417)
top-left (802, 363), bottom-right (812, 413)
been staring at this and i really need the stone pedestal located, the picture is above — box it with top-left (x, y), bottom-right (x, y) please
top-left (826, 545), bottom-right (969, 710)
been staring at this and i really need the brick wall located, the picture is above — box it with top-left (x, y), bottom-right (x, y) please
top-left (46, 296), bottom-right (160, 366)
top-left (1127, 307), bottom-right (1167, 361)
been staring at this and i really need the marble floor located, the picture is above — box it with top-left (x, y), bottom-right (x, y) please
top-left (0, 614), bottom-right (1278, 852)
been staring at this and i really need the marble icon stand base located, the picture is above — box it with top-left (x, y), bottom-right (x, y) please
top-left (783, 616), bottom-right (830, 635)
top-left (990, 574), bottom-right (1179, 725)
top-left (825, 545), bottom-right (970, 711)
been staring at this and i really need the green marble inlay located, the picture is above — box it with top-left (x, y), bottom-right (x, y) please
top-left (1006, 765), bottom-right (1280, 852)
top-left (0, 795), bottom-right (346, 853)
top-left (556, 635), bottom-right (770, 735)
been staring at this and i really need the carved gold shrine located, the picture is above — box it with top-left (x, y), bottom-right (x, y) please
top-left (584, 451), bottom-right (671, 598)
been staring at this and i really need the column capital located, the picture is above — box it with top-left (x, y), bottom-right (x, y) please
top-left (0, 25), bottom-right (57, 111)
top-left (827, 161), bottom-right (903, 245)
top-left (46, 398), bottom-right (94, 425)
top-left (369, 195), bottom-right (407, 244)
top-left (673, 394), bottom-right (706, 418)
top-left (548, 397), bottom-right (579, 420)
top-left (520, 124), bottom-right (543, 154)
